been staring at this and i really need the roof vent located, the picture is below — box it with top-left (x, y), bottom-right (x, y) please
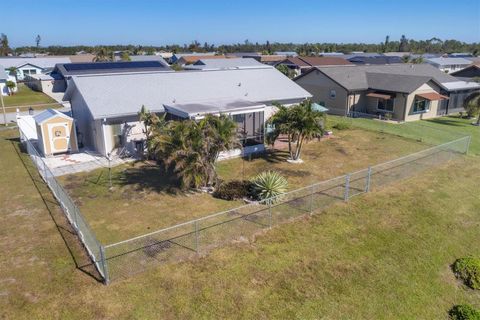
top-left (238, 82), bottom-right (242, 86)
top-left (173, 99), bottom-right (176, 103)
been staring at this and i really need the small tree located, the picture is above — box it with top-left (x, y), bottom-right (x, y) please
top-left (5, 81), bottom-right (16, 95)
top-left (275, 64), bottom-right (294, 78)
top-left (464, 91), bottom-right (480, 125)
top-left (120, 51), bottom-right (131, 61)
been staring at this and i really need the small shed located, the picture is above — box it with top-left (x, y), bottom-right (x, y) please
top-left (34, 109), bottom-right (78, 156)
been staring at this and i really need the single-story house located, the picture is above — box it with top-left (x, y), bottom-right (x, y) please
top-left (0, 65), bottom-right (17, 96)
top-left (0, 57), bottom-right (72, 81)
top-left (24, 73), bottom-right (56, 94)
top-left (225, 52), bottom-right (261, 59)
top-left (293, 64), bottom-right (480, 121)
top-left (170, 52), bottom-right (217, 64)
top-left (63, 67), bottom-right (312, 158)
top-left (183, 58), bottom-right (267, 70)
top-left (244, 55), bottom-right (286, 66)
top-left (175, 55), bottom-right (226, 66)
top-left (274, 51), bottom-right (298, 57)
top-left (426, 57), bottom-right (472, 73)
top-left (450, 64), bottom-right (480, 81)
top-left (128, 55), bottom-right (170, 65)
top-left (276, 56), bottom-right (354, 76)
top-left (50, 61), bottom-right (172, 92)
top-left (347, 55), bottom-right (403, 65)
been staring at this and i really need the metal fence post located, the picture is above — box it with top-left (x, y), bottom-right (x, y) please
top-left (465, 136), bottom-right (472, 155)
top-left (99, 245), bottom-right (110, 285)
top-left (194, 220), bottom-right (199, 254)
top-left (344, 174), bottom-right (350, 202)
top-left (365, 166), bottom-right (372, 193)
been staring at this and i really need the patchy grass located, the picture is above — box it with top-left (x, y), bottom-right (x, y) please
top-left (58, 128), bottom-right (427, 244)
top-left (341, 115), bottom-right (480, 155)
top-left (2, 83), bottom-right (57, 110)
top-left (1, 127), bottom-right (479, 319)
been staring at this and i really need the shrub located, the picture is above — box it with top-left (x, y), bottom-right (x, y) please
top-left (213, 180), bottom-right (253, 201)
top-left (332, 120), bottom-right (351, 130)
top-left (449, 304), bottom-right (480, 320)
top-left (453, 257), bottom-right (480, 290)
top-left (251, 171), bottom-right (288, 204)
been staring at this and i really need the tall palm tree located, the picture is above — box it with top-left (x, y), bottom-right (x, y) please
top-left (464, 91), bottom-right (480, 125)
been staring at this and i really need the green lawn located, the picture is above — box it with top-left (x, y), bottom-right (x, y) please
top-left (58, 128), bottom-right (427, 244)
top-left (0, 127), bottom-right (479, 319)
top-left (341, 115), bottom-right (480, 155)
top-left (2, 83), bottom-right (57, 110)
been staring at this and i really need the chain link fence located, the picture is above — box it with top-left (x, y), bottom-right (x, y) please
top-left (103, 136), bottom-right (471, 283)
top-left (18, 128), bottom-right (108, 281)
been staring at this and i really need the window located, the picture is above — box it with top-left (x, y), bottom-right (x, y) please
top-left (413, 99), bottom-right (430, 113)
top-left (377, 98), bottom-right (394, 112)
top-left (329, 90), bottom-right (336, 99)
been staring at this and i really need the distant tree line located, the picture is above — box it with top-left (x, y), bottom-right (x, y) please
top-left (2, 33), bottom-right (480, 56)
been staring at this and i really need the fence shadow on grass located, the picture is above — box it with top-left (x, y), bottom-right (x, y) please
top-left (10, 138), bottom-right (103, 283)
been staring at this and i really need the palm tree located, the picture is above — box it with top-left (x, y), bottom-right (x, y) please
top-left (7, 67), bottom-right (17, 81)
top-left (267, 100), bottom-right (326, 161)
top-left (464, 91), bottom-right (480, 125)
top-left (147, 110), bottom-right (238, 189)
top-left (5, 81), bottom-right (16, 95)
top-left (93, 47), bottom-right (112, 62)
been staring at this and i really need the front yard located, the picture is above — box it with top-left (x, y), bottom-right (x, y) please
top-left (58, 126), bottom-right (428, 244)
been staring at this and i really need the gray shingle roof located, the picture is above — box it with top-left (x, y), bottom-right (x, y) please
top-left (427, 57), bottom-right (472, 66)
top-left (366, 73), bottom-right (433, 93)
top-left (67, 68), bottom-right (312, 119)
top-left (311, 64), bottom-right (460, 92)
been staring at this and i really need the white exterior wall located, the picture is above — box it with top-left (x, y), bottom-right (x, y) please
top-left (16, 64), bottom-right (44, 81)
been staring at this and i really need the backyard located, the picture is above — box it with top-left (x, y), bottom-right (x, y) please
top-left (58, 125), bottom-right (430, 244)
top-left (0, 124), bottom-right (479, 319)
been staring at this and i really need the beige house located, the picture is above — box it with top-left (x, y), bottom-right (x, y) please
top-left (294, 64), bottom-right (480, 122)
top-left (34, 109), bottom-right (78, 156)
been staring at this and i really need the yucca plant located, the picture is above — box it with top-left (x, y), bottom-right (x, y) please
top-left (251, 171), bottom-right (288, 204)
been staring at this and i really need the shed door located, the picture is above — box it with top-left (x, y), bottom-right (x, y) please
top-left (48, 122), bottom-right (70, 153)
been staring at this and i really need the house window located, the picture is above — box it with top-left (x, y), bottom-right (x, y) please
top-left (377, 98), bottom-right (394, 112)
top-left (329, 90), bottom-right (336, 99)
top-left (413, 99), bottom-right (430, 113)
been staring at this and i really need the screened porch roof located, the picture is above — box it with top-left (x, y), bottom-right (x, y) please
top-left (164, 99), bottom-right (266, 119)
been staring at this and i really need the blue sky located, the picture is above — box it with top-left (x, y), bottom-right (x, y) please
top-left (2, 0), bottom-right (479, 47)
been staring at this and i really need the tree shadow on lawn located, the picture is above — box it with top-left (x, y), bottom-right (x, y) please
top-left (424, 117), bottom-right (471, 128)
top-left (10, 138), bottom-right (104, 283)
top-left (114, 162), bottom-right (184, 195)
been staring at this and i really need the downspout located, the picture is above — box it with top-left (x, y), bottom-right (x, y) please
top-left (102, 118), bottom-right (108, 157)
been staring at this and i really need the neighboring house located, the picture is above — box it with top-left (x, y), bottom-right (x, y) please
top-left (244, 54), bottom-right (286, 65)
top-left (183, 58), bottom-right (267, 70)
top-left (0, 65), bottom-right (17, 96)
top-left (274, 51), bottom-right (298, 57)
top-left (170, 52), bottom-right (217, 64)
top-left (63, 68), bottom-right (311, 158)
top-left (276, 56), bottom-right (354, 76)
top-left (50, 61), bottom-right (172, 93)
top-left (128, 55), bottom-right (170, 65)
top-left (225, 52), bottom-right (261, 58)
top-left (348, 55), bottom-right (403, 65)
top-left (293, 64), bottom-right (480, 121)
top-left (426, 57), bottom-right (472, 73)
top-left (175, 55), bottom-right (226, 66)
top-left (0, 57), bottom-right (72, 81)
top-left (24, 74), bottom-right (56, 95)
top-left (450, 64), bottom-right (480, 81)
